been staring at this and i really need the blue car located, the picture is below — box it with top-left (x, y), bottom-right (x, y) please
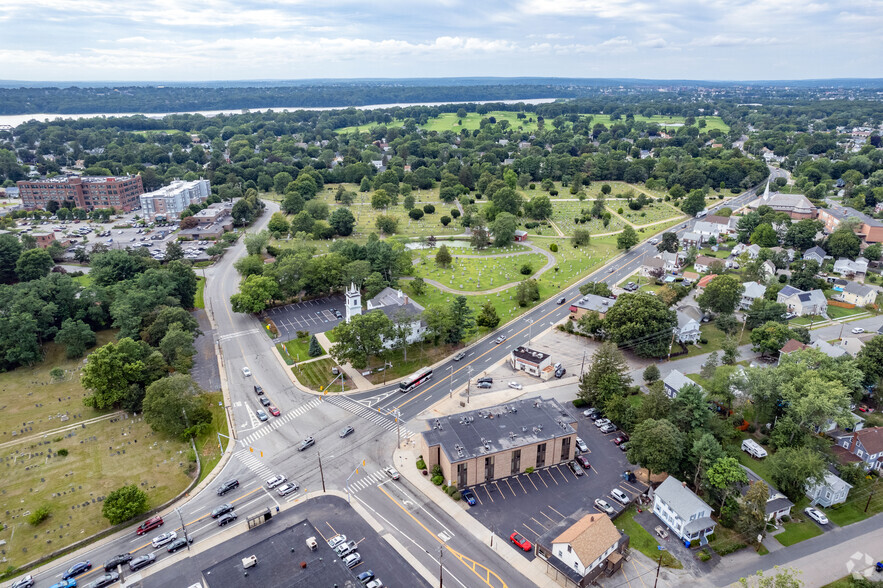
top-left (461, 488), bottom-right (477, 506)
top-left (49, 580), bottom-right (77, 588)
top-left (62, 561), bottom-right (91, 580)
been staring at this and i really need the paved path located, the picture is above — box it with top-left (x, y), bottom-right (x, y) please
top-left (404, 240), bottom-right (556, 295)
top-left (548, 219), bottom-right (565, 236)
top-left (314, 331), bottom-right (372, 389)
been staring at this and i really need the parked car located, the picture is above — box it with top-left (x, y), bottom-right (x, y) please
top-left (259, 396), bottom-right (271, 407)
top-left (128, 554), bottom-right (155, 572)
top-left (494, 335), bottom-right (507, 344)
top-left (47, 581), bottom-right (76, 588)
top-left (62, 562), bottom-right (92, 580)
top-left (268, 406), bottom-right (281, 416)
top-left (151, 531), bottom-right (177, 548)
top-left (804, 507), bottom-right (829, 525)
top-left (576, 437), bottom-right (588, 453)
top-left (555, 367), bottom-right (567, 378)
top-left (298, 437), bottom-right (316, 451)
top-left (852, 327), bottom-right (865, 334)
top-left (452, 352), bottom-right (466, 361)
top-left (339, 425), bottom-right (355, 438)
top-left (136, 516), bottom-right (163, 535)
top-left (594, 499), bottom-right (616, 516)
top-left (613, 434), bottom-right (629, 445)
top-left (217, 512), bottom-right (238, 526)
top-left (365, 579), bottom-right (383, 588)
top-left (567, 460), bottom-right (584, 476)
top-left (357, 570), bottom-right (376, 584)
top-left (594, 418), bottom-right (611, 428)
top-left (166, 536), bottom-right (193, 553)
top-left (328, 534), bottom-right (347, 549)
top-left (384, 466), bottom-right (400, 480)
top-left (335, 540), bottom-right (358, 558)
top-left (84, 572), bottom-right (119, 588)
top-left (509, 532), bottom-right (532, 551)
top-left (277, 481), bottom-right (300, 496)
top-left (576, 455), bottom-right (591, 470)
top-left (654, 526), bottom-right (669, 540)
top-left (103, 553), bottom-right (133, 571)
top-left (507, 381), bottom-right (523, 390)
top-left (600, 423), bottom-right (618, 434)
top-left (619, 442), bottom-right (629, 452)
top-left (611, 488), bottom-right (630, 505)
top-left (242, 367), bottom-right (252, 377)
top-left (477, 382), bottom-right (492, 389)
top-left (216, 479), bottom-right (239, 495)
top-left (256, 409), bottom-right (269, 421)
top-left (583, 408), bottom-right (599, 418)
top-left (343, 553), bottom-right (362, 568)
top-left (477, 377), bottom-right (493, 384)
top-left (461, 488), bottom-right (477, 506)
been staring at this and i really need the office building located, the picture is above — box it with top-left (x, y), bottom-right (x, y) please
top-left (18, 175), bottom-right (144, 211)
top-left (140, 179), bottom-right (211, 220)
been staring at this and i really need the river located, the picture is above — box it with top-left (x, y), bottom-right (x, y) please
top-left (0, 98), bottom-right (559, 128)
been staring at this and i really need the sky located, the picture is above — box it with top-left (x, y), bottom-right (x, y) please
top-left (1, 0), bottom-right (881, 82)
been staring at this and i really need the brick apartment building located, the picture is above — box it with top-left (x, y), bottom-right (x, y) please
top-left (18, 175), bottom-right (144, 212)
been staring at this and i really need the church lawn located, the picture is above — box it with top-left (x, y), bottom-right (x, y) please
top-left (411, 252), bottom-right (549, 292)
top-left (276, 336), bottom-right (324, 365)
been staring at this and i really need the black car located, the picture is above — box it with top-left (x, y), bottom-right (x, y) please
top-left (334, 310), bottom-right (343, 319)
top-left (477, 377), bottom-right (493, 384)
top-left (211, 503), bottom-right (234, 518)
top-left (85, 572), bottom-right (119, 588)
top-left (216, 479), bottom-right (239, 495)
top-left (217, 512), bottom-right (238, 526)
top-left (103, 553), bottom-right (133, 571)
top-left (297, 437), bottom-right (315, 451)
top-left (254, 385), bottom-right (264, 395)
top-left (259, 396), bottom-right (271, 407)
top-left (128, 554), bottom-right (155, 572)
top-left (166, 536), bottom-right (193, 553)
top-left (557, 296), bottom-right (566, 304)
top-left (477, 382), bottom-right (492, 389)
top-left (555, 367), bottom-right (566, 378)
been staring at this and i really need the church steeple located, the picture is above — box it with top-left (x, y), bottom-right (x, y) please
top-left (345, 282), bottom-right (362, 322)
top-left (762, 180), bottom-right (771, 201)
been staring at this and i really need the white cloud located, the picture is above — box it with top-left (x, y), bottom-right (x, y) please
top-left (689, 35), bottom-right (781, 47)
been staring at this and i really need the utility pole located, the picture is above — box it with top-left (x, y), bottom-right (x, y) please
top-left (579, 350), bottom-right (586, 378)
top-left (527, 319), bottom-right (534, 348)
top-left (438, 544), bottom-right (444, 588)
top-left (865, 478), bottom-right (878, 513)
top-left (392, 408), bottom-right (402, 450)
top-left (667, 329), bottom-right (677, 361)
top-left (175, 507), bottom-right (191, 551)
top-left (466, 366), bottom-right (473, 404)
top-left (318, 450), bottom-right (326, 493)
top-left (653, 549), bottom-right (664, 588)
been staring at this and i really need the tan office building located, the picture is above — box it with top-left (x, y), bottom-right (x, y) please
top-left (420, 397), bottom-right (578, 488)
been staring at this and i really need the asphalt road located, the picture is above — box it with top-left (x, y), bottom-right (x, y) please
top-left (9, 183), bottom-right (766, 588)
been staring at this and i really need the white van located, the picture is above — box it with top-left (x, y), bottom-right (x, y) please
top-left (741, 438), bottom-right (767, 459)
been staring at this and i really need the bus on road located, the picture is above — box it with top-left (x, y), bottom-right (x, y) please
top-left (400, 368), bottom-right (432, 392)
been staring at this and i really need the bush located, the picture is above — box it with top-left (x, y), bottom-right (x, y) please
top-left (520, 264), bottom-right (533, 275)
top-left (747, 424), bottom-right (757, 433)
top-left (781, 514), bottom-right (791, 523)
top-left (525, 467), bottom-right (535, 474)
top-left (416, 458), bottom-right (426, 470)
top-left (102, 484), bottom-right (149, 525)
top-left (529, 183), bottom-right (536, 190)
top-left (432, 464), bottom-right (442, 477)
top-left (446, 485), bottom-right (457, 496)
top-left (759, 436), bottom-right (769, 445)
top-left (698, 550), bottom-right (712, 562)
top-left (409, 208), bottom-right (424, 220)
top-left (432, 475), bottom-right (444, 486)
top-left (778, 274), bottom-right (788, 283)
top-left (29, 505), bottom-right (51, 526)
top-left (423, 204), bottom-right (435, 214)
top-left (524, 221), bottom-right (539, 229)
top-left (452, 491), bottom-right (461, 501)
top-left (699, 337), bottom-right (709, 344)
top-left (617, 207), bottom-right (624, 214)
top-left (572, 398), bottom-right (588, 408)
top-left (56, 448), bottom-right (68, 457)
top-left (550, 243), bottom-right (558, 252)
top-left (550, 189), bottom-right (558, 196)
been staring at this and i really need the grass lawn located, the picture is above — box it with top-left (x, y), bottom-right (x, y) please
top-left (195, 276), bottom-right (205, 309)
top-left (706, 525), bottom-right (748, 556)
top-left (276, 336), bottom-right (324, 365)
top-left (725, 434), bottom-right (779, 485)
top-left (0, 334), bottom-right (193, 568)
top-left (71, 273), bottom-right (93, 287)
top-left (611, 201), bottom-right (685, 226)
top-left (412, 252), bottom-right (548, 291)
top-left (680, 323), bottom-right (749, 359)
top-left (823, 478), bottom-right (883, 526)
top-left (324, 330), bottom-right (339, 344)
top-left (826, 305), bottom-right (866, 320)
top-left (617, 506), bottom-right (683, 569)
top-left (194, 391), bottom-right (230, 485)
top-left (362, 342), bottom-right (462, 385)
top-left (549, 200), bottom-right (627, 235)
top-left (774, 520), bottom-right (823, 547)
top-left (293, 358), bottom-right (351, 392)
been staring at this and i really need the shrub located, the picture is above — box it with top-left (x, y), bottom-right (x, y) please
top-left (423, 204), bottom-right (435, 214)
top-left (452, 491), bottom-right (461, 501)
top-left (524, 221), bottom-right (539, 229)
top-left (529, 183), bottom-right (536, 190)
top-left (416, 458), bottom-right (426, 470)
top-left (617, 207), bottom-right (624, 214)
top-left (441, 484), bottom-right (448, 492)
top-left (432, 475), bottom-right (444, 486)
top-left (698, 550), bottom-right (712, 562)
top-left (759, 436), bottom-right (769, 445)
top-left (699, 337), bottom-right (709, 344)
top-left (550, 243), bottom-right (558, 252)
top-left (781, 514), bottom-right (791, 523)
top-left (520, 264), bottom-right (533, 275)
top-left (446, 485), bottom-right (457, 496)
top-left (778, 274), bottom-right (788, 283)
top-left (56, 448), bottom-right (69, 457)
top-left (29, 505), bottom-right (51, 526)
top-left (409, 208), bottom-right (424, 220)
top-left (102, 484), bottom-right (149, 525)
top-left (572, 398), bottom-right (587, 408)
top-left (432, 464), bottom-right (442, 477)
top-left (747, 424), bottom-right (757, 433)
top-left (550, 189), bottom-right (558, 196)
top-left (525, 467), bottom-right (535, 474)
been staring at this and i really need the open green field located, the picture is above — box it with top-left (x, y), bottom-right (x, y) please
top-left (549, 200), bottom-right (627, 235)
top-left (617, 506), bottom-right (683, 568)
top-left (193, 391), bottom-right (229, 485)
top-left (613, 201), bottom-right (685, 226)
top-left (293, 358), bottom-right (351, 392)
top-left (412, 252), bottom-right (548, 291)
top-left (0, 335), bottom-right (194, 569)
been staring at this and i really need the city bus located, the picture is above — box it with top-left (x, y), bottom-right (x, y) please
top-left (399, 368), bottom-right (432, 392)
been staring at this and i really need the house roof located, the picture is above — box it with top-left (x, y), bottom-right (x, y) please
top-left (643, 257), bottom-right (665, 269)
top-left (694, 255), bottom-right (719, 267)
top-left (843, 281), bottom-right (875, 298)
top-left (781, 339), bottom-right (810, 354)
top-left (676, 310), bottom-right (700, 330)
top-left (739, 465), bottom-right (794, 517)
top-left (796, 290), bottom-right (827, 307)
top-left (832, 444), bottom-right (863, 464)
top-left (512, 346), bottom-right (550, 364)
top-left (368, 287), bottom-right (425, 312)
top-left (704, 215), bottom-right (732, 227)
top-left (683, 516), bottom-right (717, 534)
top-left (853, 427), bottom-right (883, 455)
top-left (810, 339), bottom-right (849, 359)
top-left (571, 293), bottom-right (615, 313)
top-left (682, 231), bottom-right (701, 242)
top-left (778, 285), bottom-right (803, 298)
top-left (805, 246), bottom-right (827, 260)
top-left (552, 514), bottom-right (622, 568)
top-left (742, 281), bottom-right (767, 299)
top-left (654, 477), bottom-right (713, 518)
top-left (697, 274), bottom-right (717, 288)
top-left (663, 370), bottom-right (700, 394)
top-left (839, 337), bottom-right (866, 356)
top-left (693, 221), bottom-right (721, 235)
top-left (808, 471), bottom-right (852, 495)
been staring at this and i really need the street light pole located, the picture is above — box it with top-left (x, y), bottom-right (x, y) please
top-left (449, 364), bottom-right (453, 399)
top-left (527, 319), bottom-right (534, 348)
top-left (175, 507), bottom-right (191, 552)
top-left (439, 544), bottom-right (444, 588)
top-left (466, 366), bottom-right (473, 404)
top-left (317, 449), bottom-right (326, 493)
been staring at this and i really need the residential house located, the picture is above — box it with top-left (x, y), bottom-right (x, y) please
top-left (738, 466), bottom-right (793, 522)
top-left (658, 251), bottom-right (682, 273)
top-left (806, 470), bottom-right (852, 508)
top-left (838, 337), bottom-right (866, 357)
top-left (692, 221), bottom-right (722, 242)
top-left (779, 339), bottom-right (810, 363)
top-left (641, 256), bottom-right (666, 278)
top-left (810, 339), bottom-right (850, 359)
top-left (777, 286), bottom-right (828, 317)
top-left (652, 477), bottom-right (717, 546)
top-left (696, 274), bottom-right (717, 289)
top-left (693, 255), bottom-right (721, 274)
top-left (675, 310), bottom-right (701, 344)
top-left (835, 427), bottom-right (883, 471)
top-left (833, 257), bottom-right (869, 277)
top-left (803, 246), bottom-right (828, 265)
top-left (539, 514), bottom-right (628, 586)
top-left (569, 294), bottom-right (615, 321)
top-left (760, 260), bottom-right (777, 281)
top-left (356, 286), bottom-right (427, 346)
top-left (731, 243), bottom-right (761, 259)
top-left (837, 281), bottom-right (876, 307)
top-left (662, 370), bottom-right (701, 399)
top-left (769, 246), bottom-right (796, 262)
top-left (681, 232), bottom-right (702, 248)
top-left (705, 215), bottom-right (738, 236)
top-left (740, 281), bottom-right (767, 310)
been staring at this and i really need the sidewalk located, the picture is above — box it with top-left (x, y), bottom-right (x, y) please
top-left (313, 331), bottom-right (373, 389)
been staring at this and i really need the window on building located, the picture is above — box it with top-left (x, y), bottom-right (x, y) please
top-left (536, 443), bottom-right (546, 468)
top-left (511, 450), bottom-right (521, 475)
top-left (484, 456), bottom-right (494, 482)
top-left (560, 437), bottom-right (571, 461)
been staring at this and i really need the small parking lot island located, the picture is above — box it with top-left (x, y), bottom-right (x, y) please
top-left (420, 396), bottom-right (577, 487)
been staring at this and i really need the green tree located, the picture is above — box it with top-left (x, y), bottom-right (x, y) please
top-left (638, 381), bottom-right (672, 422)
top-left (750, 321), bottom-right (793, 357)
top-left (788, 259), bottom-right (821, 291)
top-left (626, 418), bottom-right (683, 475)
top-left (700, 351), bottom-right (719, 380)
top-left (435, 244), bottom-right (453, 268)
top-left (164, 240), bottom-right (184, 261)
top-left (604, 293), bottom-right (677, 357)
top-left (267, 212), bottom-right (290, 235)
top-left (491, 212), bottom-right (518, 246)
top-left (446, 296), bottom-right (475, 344)
top-left (784, 219), bottom-right (823, 250)
top-left (476, 302), bottom-right (500, 329)
top-left (697, 274), bottom-right (743, 314)
top-left (329, 207), bottom-right (356, 236)
top-left (657, 232), bottom-right (679, 253)
top-left (289, 210), bottom-right (315, 234)
top-left (159, 323), bottom-right (196, 372)
top-left (0, 233), bottom-right (22, 283)
top-left (142, 374), bottom-right (211, 439)
top-left (81, 338), bottom-right (165, 410)
top-left (672, 383), bottom-right (710, 432)
top-left (410, 276), bottom-right (426, 295)
top-left (705, 456), bottom-right (748, 508)
top-left (768, 446), bottom-right (826, 502)
top-left (826, 226), bottom-right (861, 259)
top-left (102, 485), bottom-right (149, 525)
top-left (375, 214), bottom-right (398, 235)
top-left (579, 281), bottom-right (613, 297)
top-left (721, 336), bottom-right (740, 365)
top-left (736, 480), bottom-right (769, 544)
top-left (526, 194), bottom-right (553, 219)
top-left (282, 191), bottom-right (305, 215)
top-left (470, 225), bottom-right (490, 250)
top-left (491, 187), bottom-right (522, 216)
top-left (273, 171), bottom-right (293, 194)
top-left (689, 433), bottom-right (725, 492)
top-left (745, 298), bottom-right (788, 329)
top-left (681, 189), bottom-right (706, 216)
top-left (515, 278), bottom-right (540, 307)
top-left (54, 318), bottom-right (96, 359)
top-left (577, 342), bottom-right (632, 407)
top-left (571, 228), bottom-right (591, 247)
top-left (15, 247), bottom-right (54, 281)
top-left (750, 223), bottom-right (778, 247)
top-left (230, 274), bottom-right (280, 314)
top-left (364, 272), bottom-right (387, 299)
top-left (371, 189), bottom-right (391, 209)
top-left (234, 254), bottom-right (264, 278)
top-left (308, 335), bottom-right (323, 357)
top-left (329, 310), bottom-right (394, 370)
top-left (643, 364), bottom-right (660, 384)
top-left (739, 567), bottom-right (804, 588)
top-left (617, 226), bottom-right (639, 250)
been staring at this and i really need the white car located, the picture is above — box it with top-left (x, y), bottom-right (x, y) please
top-left (600, 423), bottom-right (618, 434)
top-left (594, 418), bottom-right (611, 428)
top-left (151, 531), bottom-right (177, 548)
top-left (343, 553), bottom-right (362, 568)
top-left (594, 499), bottom-right (615, 516)
top-left (277, 482), bottom-right (299, 496)
top-left (507, 381), bottom-right (523, 390)
top-left (328, 534), bottom-right (347, 549)
top-left (242, 367), bottom-right (252, 377)
top-left (851, 327), bottom-right (865, 334)
top-left (610, 488), bottom-right (630, 505)
top-left (576, 437), bottom-right (589, 453)
top-left (804, 507), bottom-right (829, 525)
top-left (384, 466), bottom-right (400, 480)
top-left (266, 474), bottom-right (287, 489)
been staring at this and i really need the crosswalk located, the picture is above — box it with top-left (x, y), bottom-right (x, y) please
top-left (347, 470), bottom-right (390, 494)
top-left (217, 328), bottom-right (261, 342)
top-left (324, 395), bottom-right (416, 440)
top-left (234, 448), bottom-right (275, 481)
top-left (239, 397), bottom-right (323, 445)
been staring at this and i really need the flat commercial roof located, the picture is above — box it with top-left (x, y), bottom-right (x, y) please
top-left (202, 518), bottom-right (357, 588)
top-left (421, 396), bottom-right (576, 464)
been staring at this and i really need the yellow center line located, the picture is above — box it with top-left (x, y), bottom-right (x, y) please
top-left (377, 486), bottom-right (507, 588)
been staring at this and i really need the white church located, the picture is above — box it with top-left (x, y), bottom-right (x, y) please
top-left (345, 283), bottom-right (427, 346)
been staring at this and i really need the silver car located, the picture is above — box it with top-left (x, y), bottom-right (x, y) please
top-left (277, 482), bottom-right (299, 497)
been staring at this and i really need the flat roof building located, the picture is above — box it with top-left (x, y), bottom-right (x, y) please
top-left (568, 293), bottom-right (615, 320)
top-left (510, 346), bottom-right (554, 380)
top-left (140, 179), bottom-right (211, 220)
top-left (419, 396), bottom-right (578, 488)
top-left (18, 175), bottom-right (144, 212)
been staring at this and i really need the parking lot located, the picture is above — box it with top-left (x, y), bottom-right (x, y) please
top-left (265, 295), bottom-right (347, 338)
top-left (463, 407), bottom-right (648, 561)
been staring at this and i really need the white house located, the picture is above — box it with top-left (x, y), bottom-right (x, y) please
top-left (546, 514), bottom-right (626, 584)
top-left (760, 260), bottom-right (777, 281)
top-left (642, 256), bottom-right (666, 278)
top-left (803, 246), bottom-right (828, 265)
top-left (653, 477), bottom-right (716, 546)
top-left (731, 243), bottom-right (761, 259)
top-left (692, 221), bottom-right (722, 242)
top-left (806, 471), bottom-right (852, 508)
top-left (675, 310), bottom-right (701, 344)
top-left (681, 232), bottom-right (702, 248)
top-left (662, 370), bottom-right (701, 399)
top-left (348, 285), bottom-right (426, 346)
top-left (693, 255), bottom-right (720, 274)
top-left (740, 281), bottom-right (767, 310)
top-left (739, 466), bottom-right (793, 522)
top-left (777, 286), bottom-right (828, 317)
top-left (833, 257), bottom-right (869, 277)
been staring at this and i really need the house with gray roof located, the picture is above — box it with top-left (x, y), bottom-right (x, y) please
top-left (803, 246), bottom-right (828, 265)
top-left (355, 286), bottom-right (426, 346)
top-left (738, 466), bottom-right (793, 522)
top-left (833, 257), bottom-right (869, 277)
top-left (836, 281), bottom-right (877, 307)
top-left (662, 370), bottom-right (700, 399)
top-left (740, 281), bottom-right (767, 310)
top-left (652, 477), bottom-right (716, 546)
top-left (777, 287), bottom-right (828, 317)
top-left (806, 470), bottom-right (852, 508)
top-left (675, 311), bottom-right (701, 344)
top-left (810, 339), bottom-right (849, 359)
top-left (569, 294), bottom-right (615, 320)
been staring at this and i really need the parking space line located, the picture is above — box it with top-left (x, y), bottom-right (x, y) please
top-left (542, 468), bottom-right (557, 486)
top-left (492, 480), bottom-right (505, 499)
top-left (504, 478), bottom-right (517, 498)
top-left (549, 466), bottom-right (566, 484)
top-left (522, 523), bottom-right (541, 538)
top-left (481, 484), bottom-right (494, 503)
top-left (547, 505), bottom-right (565, 519)
top-left (531, 471), bottom-right (546, 489)
top-left (631, 558), bottom-right (647, 587)
top-left (622, 481), bottom-right (646, 494)
top-left (515, 476), bottom-right (528, 494)
top-left (531, 516), bottom-right (550, 529)
top-left (538, 510), bottom-right (556, 524)
top-left (524, 473), bottom-right (538, 491)
top-left (472, 488), bottom-right (483, 506)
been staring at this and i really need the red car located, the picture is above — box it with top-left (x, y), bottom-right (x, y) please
top-left (613, 434), bottom-right (629, 446)
top-left (269, 406), bottom-right (281, 417)
top-left (576, 455), bottom-right (591, 470)
top-left (510, 532), bottom-right (532, 552)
